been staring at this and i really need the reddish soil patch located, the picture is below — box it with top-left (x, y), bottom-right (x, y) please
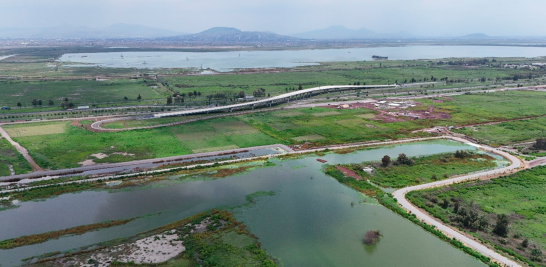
top-left (320, 102), bottom-right (370, 110)
top-left (360, 103), bottom-right (451, 123)
top-left (335, 165), bottom-right (363, 180)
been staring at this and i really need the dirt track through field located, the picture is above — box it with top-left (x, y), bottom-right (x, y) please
top-left (0, 126), bottom-right (44, 171)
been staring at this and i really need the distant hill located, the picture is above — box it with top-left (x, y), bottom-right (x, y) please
top-left (458, 33), bottom-right (491, 39)
top-left (0, 24), bottom-right (184, 39)
top-left (160, 27), bottom-right (300, 45)
top-left (292, 26), bottom-right (412, 39)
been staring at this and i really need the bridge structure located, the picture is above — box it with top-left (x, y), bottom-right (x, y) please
top-left (154, 84), bottom-right (396, 118)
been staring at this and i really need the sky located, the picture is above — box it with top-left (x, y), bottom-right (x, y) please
top-left (1, 0), bottom-right (545, 36)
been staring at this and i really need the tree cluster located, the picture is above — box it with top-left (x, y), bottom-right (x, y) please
top-left (394, 153), bottom-right (414, 166)
top-left (452, 201), bottom-right (489, 231)
top-left (454, 150), bottom-right (472, 159)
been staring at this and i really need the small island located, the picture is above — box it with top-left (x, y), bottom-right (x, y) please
top-left (363, 230), bottom-right (382, 245)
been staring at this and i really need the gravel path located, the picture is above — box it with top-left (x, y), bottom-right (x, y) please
top-left (393, 136), bottom-right (523, 267)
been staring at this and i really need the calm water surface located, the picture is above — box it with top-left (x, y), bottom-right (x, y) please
top-left (0, 140), bottom-right (487, 266)
top-left (58, 45), bottom-right (546, 71)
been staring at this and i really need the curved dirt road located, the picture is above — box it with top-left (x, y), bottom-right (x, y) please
top-left (393, 137), bottom-right (523, 267)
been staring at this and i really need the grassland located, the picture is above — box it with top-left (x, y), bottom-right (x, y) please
top-left (0, 137), bottom-right (32, 176)
top-left (340, 152), bottom-right (499, 188)
top-left (428, 90), bottom-right (546, 125)
top-left (160, 59), bottom-right (542, 104)
top-left (3, 116), bottom-right (280, 169)
top-left (1, 55), bottom-right (544, 111)
top-left (407, 166), bottom-right (546, 266)
top-left (4, 121), bottom-right (67, 137)
top-left (239, 107), bottom-right (430, 145)
top-left (9, 90), bottom-right (546, 169)
top-left (0, 78), bottom-right (167, 107)
top-left (454, 117), bottom-right (546, 146)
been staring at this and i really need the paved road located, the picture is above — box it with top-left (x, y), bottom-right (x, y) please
top-left (393, 136), bottom-right (523, 267)
top-left (0, 126), bottom-right (43, 171)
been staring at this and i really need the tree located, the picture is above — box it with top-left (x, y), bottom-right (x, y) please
top-left (37, 99), bottom-right (42, 106)
top-left (17, 102), bottom-right (22, 108)
top-left (522, 239), bottom-right (529, 248)
top-left (123, 96), bottom-right (128, 101)
top-left (31, 99), bottom-right (38, 106)
top-left (137, 94), bottom-right (142, 102)
top-left (238, 91), bottom-right (245, 98)
top-left (431, 174), bottom-right (437, 180)
top-left (381, 155), bottom-right (391, 167)
top-left (493, 214), bottom-right (509, 237)
top-left (298, 84), bottom-right (302, 90)
top-left (166, 97), bottom-right (173, 105)
top-left (48, 100), bottom-right (54, 106)
top-left (440, 198), bottom-right (450, 209)
top-left (534, 138), bottom-right (546, 150)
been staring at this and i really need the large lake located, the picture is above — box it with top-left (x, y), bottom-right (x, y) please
top-left (58, 45), bottom-right (546, 72)
top-left (0, 140), bottom-right (494, 267)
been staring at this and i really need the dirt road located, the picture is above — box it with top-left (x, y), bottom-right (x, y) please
top-left (0, 126), bottom-right (44, 171)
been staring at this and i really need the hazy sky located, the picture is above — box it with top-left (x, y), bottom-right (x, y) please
top-left (1, 0), bottom-right (545, 36)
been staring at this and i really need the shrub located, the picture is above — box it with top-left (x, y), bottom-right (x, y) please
top-left (363, 230), bottom-right (382, 245)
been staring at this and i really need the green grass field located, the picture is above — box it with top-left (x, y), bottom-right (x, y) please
top-left (430, 90), bottom-right (546, 125)
top-left (344, 152), bottom-right (499, 188)
top-left (4, 121), bottom-right (67, 137)
top-left (0, 78), bottom-right (167, 107)
top-left (407, 166), bottom-right (546, 266)
top-left (0, 137), bottom-right (32, 176)
top-left (454, 117), bottom-right (546, 146)
top-left (5, 116), bottom-right (281, 169)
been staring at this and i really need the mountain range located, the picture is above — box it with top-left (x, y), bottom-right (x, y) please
top-left (159, 27), bottom-right (298, 45)
top-left (0, 24), bottom-right (511, 42)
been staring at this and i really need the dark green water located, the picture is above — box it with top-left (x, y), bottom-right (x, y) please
top-left (0, 140), bottom-right (486, 266)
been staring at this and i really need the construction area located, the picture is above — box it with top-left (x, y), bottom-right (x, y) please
top-left (323, 99), bottom-right (451, 123)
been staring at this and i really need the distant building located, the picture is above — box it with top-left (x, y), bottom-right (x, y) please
top-left (77, 106), bottom-right (90, 110)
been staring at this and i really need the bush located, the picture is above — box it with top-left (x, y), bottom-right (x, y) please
top-left (363, 230), bottom-right (382, 245)
top-left (493, 214), bottom-right (510, 237)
